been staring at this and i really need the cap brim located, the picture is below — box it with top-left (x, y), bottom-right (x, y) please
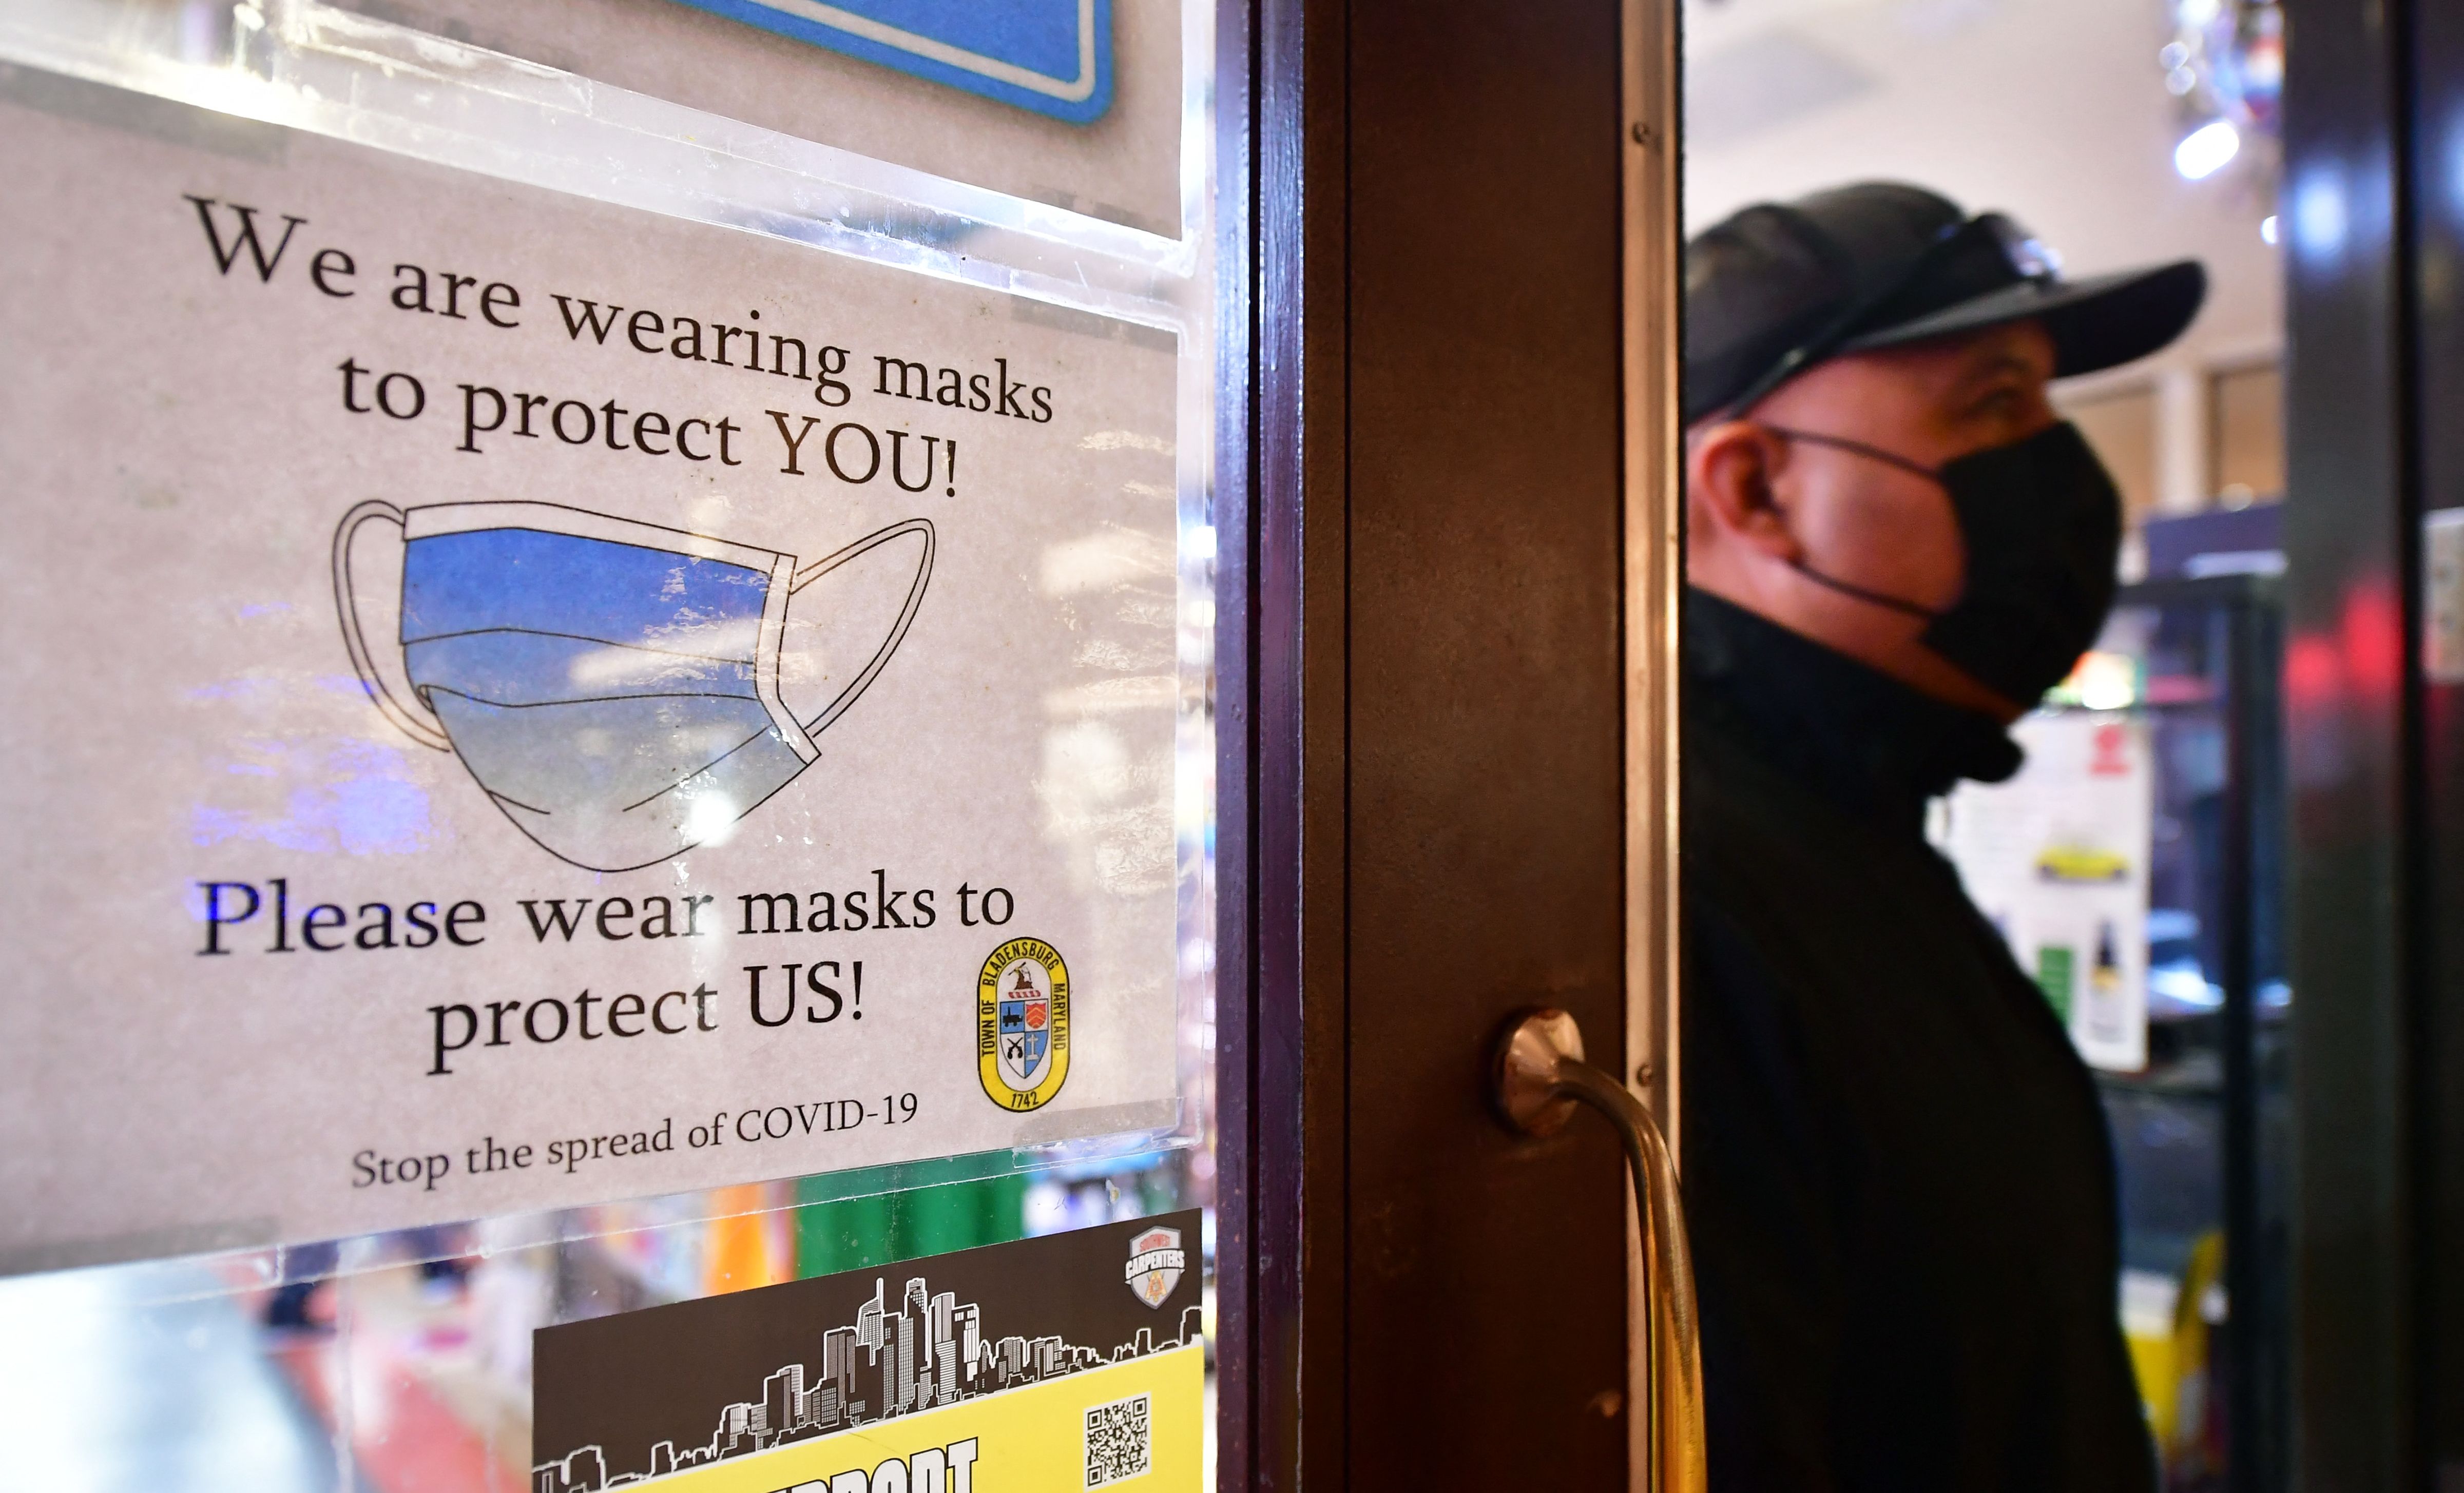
top-left (1839, 259), bottom-right (2208, 378)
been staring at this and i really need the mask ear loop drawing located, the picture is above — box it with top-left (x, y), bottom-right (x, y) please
top-left (783, 517), bottom-right (937, 742)
top-left (333, 499), bottom-right (454, 752)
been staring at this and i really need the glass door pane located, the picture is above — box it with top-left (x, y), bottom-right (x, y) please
top-left (0, 0), bottom-right (1225, 1485)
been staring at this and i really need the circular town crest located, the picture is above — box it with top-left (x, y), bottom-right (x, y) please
top-left (977, 937), bottom-right (1070, 1112)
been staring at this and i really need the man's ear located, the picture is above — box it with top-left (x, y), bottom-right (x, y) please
top-left (1688, 421), bottom-right (1801, 561)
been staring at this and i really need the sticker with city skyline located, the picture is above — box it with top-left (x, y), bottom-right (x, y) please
top-left (534, 1210), bottom-right (1204, 1490)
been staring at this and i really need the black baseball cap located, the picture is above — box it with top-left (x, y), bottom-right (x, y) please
top-left (1684, 181), bottom-right (2207, 424)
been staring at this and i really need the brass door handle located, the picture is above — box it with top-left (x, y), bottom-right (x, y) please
top-left (1493, 1009), bottom-right (1707, 1493)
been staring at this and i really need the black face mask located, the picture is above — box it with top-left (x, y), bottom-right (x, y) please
top-left (1761, 420), bottom-right (2123, 705)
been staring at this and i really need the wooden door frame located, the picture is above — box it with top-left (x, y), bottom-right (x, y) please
top-left (1215, 0), bottom-right (1685, 1485)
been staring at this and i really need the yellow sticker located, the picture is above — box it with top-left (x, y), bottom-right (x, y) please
top-left (643, 1346), bottom-right (1204, 1493)
top-left (978, 937), bottom-right (1070, 1112)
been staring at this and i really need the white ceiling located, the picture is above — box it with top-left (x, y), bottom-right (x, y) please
top-left (1683, 0), bottom-right (2284, 385)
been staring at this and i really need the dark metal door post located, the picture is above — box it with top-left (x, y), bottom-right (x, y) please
top-left (2283, 0), bottom-right (2464, 1483)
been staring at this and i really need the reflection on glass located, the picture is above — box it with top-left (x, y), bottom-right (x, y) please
top-left (0, 0), bottom-right (1222, 1480)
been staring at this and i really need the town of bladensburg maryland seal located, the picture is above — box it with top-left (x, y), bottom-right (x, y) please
top-left (978, 937), bottom-right (1070, 1112)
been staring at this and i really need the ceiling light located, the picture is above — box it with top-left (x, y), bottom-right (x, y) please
top-left (2175, 120), bottom-right (2241, 180)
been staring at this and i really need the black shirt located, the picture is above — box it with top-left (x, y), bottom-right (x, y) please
top-left (1681, 589), bottom-right (2154, 1492)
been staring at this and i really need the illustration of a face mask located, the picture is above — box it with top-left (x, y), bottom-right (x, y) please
top-left (334, 501), bottom-right (934, 872)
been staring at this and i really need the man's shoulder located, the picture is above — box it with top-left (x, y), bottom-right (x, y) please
top-left (1683, 709), bottom-right (1889, 890)
top-left (1683, 709), bottom-right (2001, 988)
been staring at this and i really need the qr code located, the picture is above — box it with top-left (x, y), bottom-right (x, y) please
top-left (1084, 1391), bottom-right (1152, 1487)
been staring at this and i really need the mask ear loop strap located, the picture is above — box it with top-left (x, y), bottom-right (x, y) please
top-left (785, 518), bottom-right (938, 740)
top-left (333, 499), bottom-right (454, 752)
top-left (1753, 425), bottom-right (1948, 622)
top-left (1785, 559), bottom-right (1944, 621)
top-left (1756, 424), bottom-right (1946, 484)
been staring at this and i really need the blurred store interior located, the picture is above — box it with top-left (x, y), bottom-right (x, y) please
top-left (1686, 0), bottom-right (2287, 1487)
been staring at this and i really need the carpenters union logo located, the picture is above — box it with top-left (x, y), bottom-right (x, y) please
top-left (977, 937), bottom-right (1071, 1112)
top-left (1124, 1225), bottom-right (1186, 1309)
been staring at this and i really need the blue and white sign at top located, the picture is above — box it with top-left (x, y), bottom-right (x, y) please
top-left (676, 0), bottom-right (1114, 124)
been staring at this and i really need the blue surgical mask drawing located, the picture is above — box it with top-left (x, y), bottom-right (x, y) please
top-left (334, 501), bottom-right (934, 872)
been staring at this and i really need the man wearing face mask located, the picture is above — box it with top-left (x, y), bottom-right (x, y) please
top-left (1680, 182), bottom-right (2204, 1490)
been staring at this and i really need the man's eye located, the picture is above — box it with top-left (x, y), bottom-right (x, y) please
top-left (1975, 386), bottom-right (2028, 419)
